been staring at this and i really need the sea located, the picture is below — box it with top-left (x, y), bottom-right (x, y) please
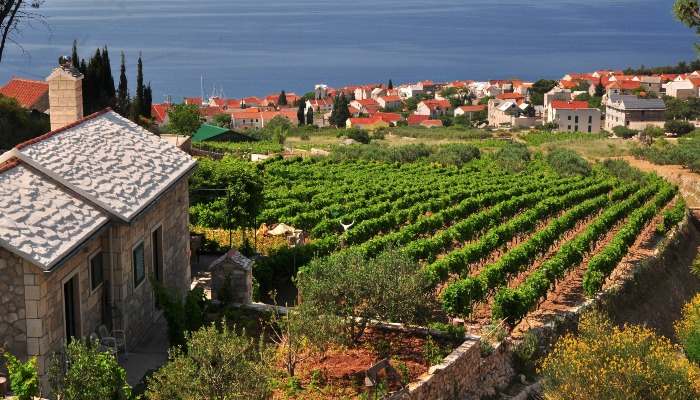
top-left (0, 0), bottom-right (696, 101)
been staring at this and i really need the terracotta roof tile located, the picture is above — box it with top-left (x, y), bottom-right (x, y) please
top-left (0, 78), bottom-right (48, 109)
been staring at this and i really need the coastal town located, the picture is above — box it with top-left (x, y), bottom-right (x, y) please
top-left (3, 68), bottom-right (699, 139)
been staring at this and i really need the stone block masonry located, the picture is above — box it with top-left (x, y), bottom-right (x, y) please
top-left (403, 336), bottom-right (513, 400)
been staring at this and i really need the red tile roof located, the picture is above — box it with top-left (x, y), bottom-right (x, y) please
top-left (549, 101), bottom-right (590, 110)
top-left (407, 114), bottom-right (430, 125)
top-left (496, 93), bottom-right (526, 100)
top-left (0, 78), bottom-right (49, 109)
top-left (421, 120), bottom-right (443, 127)
top-left (457, 105), bottom-right (486, 113)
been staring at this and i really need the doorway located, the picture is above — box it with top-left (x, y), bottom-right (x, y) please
top-left (63, 274), bottom-right (81, 342)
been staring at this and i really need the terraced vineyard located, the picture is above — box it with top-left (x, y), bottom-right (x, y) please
top-left (257, 155), bottom-right (683, 328)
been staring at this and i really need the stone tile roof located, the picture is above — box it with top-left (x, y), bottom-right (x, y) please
top-left (0, 162), bottom-right (109, 270)
top-left (15, 109), bottom-right (197, 222)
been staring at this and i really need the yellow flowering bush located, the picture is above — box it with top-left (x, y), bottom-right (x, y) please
top-left (675, 293), bottom-right (700, 365)
top-left (539, 310), bottom-right (700, 400)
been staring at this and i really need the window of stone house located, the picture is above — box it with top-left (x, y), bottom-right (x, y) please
top-left (568, 115), bottom-right (571, 120)
top-left (588, 116), bottom-right (592, 124)
top-left (575, 125), bottom-right (578, 131)
top-left (133, 241), bottom-right (146, 288)
top-left (90, 253), bottom-right (103, 291)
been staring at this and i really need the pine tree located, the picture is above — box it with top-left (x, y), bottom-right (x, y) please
top-left (297, 101), bottom-right (305, 125)
top-left (306, 107), bottom-right (314, 125)
top-left (116, 52), bottom-right (130, 117)
top-left (278, 90), bottom-right (288, 106)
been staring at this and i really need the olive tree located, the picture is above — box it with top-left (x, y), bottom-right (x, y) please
top-left (167, 102), bottom-right (202, 136)
top-left (298, 247), bottom-right (435, 343)
top-left (146, 323), bottom-right (274, 400)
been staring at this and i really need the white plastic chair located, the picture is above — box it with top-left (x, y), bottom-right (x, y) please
top-left (89, 332), bottom-right (118, 360)
top-left (97, 325), bottom-right (128, 360)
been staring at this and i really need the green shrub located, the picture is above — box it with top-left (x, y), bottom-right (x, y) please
top-left (48, 339), bottom-right (132, 400)
top-left (612, 125), bottom-right (638, 139)
top-left (546, 148), bottom-right (592, 177)
top-left (4, 353), bottom-right (39, 400)
top-left (675, 293), bottom-right (700, 365)
top-left (493, 141), bottom-right (531, 172)
top-left (513, 332), bottom-right (539, 376)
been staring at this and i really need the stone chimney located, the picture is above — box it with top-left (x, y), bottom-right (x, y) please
top-left (46, 56), bottom-right (84, 131)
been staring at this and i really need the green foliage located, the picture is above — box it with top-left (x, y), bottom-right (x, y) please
top-left (150, 277), bottom-right (210, 349)
top-left (602, 158), bottom-right (647, 185)
top-left (657, 196), bottom-right (686, 234)
top-left (265, 301), bottom-right (341, 376)
top-left (664, 96), bottom-right (700, 121)
top-left (493, 141), bottom-right (531, 172)
top-left (167, 102), bottom-right (202, 135)
top-left (189, 156), bottom-right (265, 231)
top-left (665, 119), bottom-right (695, 136)
top-left (674, 0), bottom-right (700, 52)
top-left (529, 79), bottom-right (558, 105)
top-left (520, 131), bottom-right (606, 146)
top-left (212, 113), bottom-right (232, 128)
top-left (329, 93), bottom-right (350, 127)
top-left (341, 127), bottom-right (371, 144)
top-left (422, 335), bottom-right (447, 366)
top-left (428, 143), bottom-right (481, 168)
top-left (146, 323), bottom-right (275, 400)
top-left (4, 353), bottom-right (39, 400)
top-left (513, 332), bottom-right (539, 376)
top-left (675, 293), bottom-right (700, 365)
top-left (298, 246), bottom-right (434, 343)
top-left (0, 94), bottom-right (49, 149)
top-left (612, 125), bottom-right (638, 139)
top-left (48, 339), bottom-right (132, 400)
top-left (540, 310), bottom-right (700, 399)
top-left (192, 140), bottom-right (283, 155)
top-left (546, 148), bottom-right (591, 177)
top-left (629, 137), bottom-right (700, 172)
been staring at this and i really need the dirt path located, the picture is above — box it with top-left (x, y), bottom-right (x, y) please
top-left (618, 156), bottom-right (700, 208)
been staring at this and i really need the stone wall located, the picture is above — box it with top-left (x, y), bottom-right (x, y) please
top-left (113, 178), bottom-right (191, 347)
top-left (403, 337), bottom-right (513, 400)
top-left (0, 249), bottom-right (27, 375)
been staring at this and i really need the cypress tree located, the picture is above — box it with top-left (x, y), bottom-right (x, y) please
top-left (278, 90), bottom-right (288, 106)
top-left (143, 83), bottom-right (152, 119)
top-left (70, 39), bottom-right (80, 69)
top-left (133, 52), bottom-right (144, 122)
top-left (116, 52), bottom-right (130, 117)
top-left (388, 79), bottom-right (393, 90)
top-left (330, 93), bottom-right (350, 128)
top-left (297, 101), bottom-right (305, 125)
top-left (306, 106), bottom-right (314, 125)
top-left (595, 78), bottom-right (605, 97)
top-left (101, 46), bottom-right (115, 101)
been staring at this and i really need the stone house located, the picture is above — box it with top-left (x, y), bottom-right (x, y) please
top-left (604, 94), bottom-right (666, 131)
top-left (0, 63), bottom-right (197, 393)
top-left (208, 248), bottom-right (253, 305)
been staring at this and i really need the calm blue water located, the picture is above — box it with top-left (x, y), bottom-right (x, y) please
top-left (0, 0), bottom-right (696, 101)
